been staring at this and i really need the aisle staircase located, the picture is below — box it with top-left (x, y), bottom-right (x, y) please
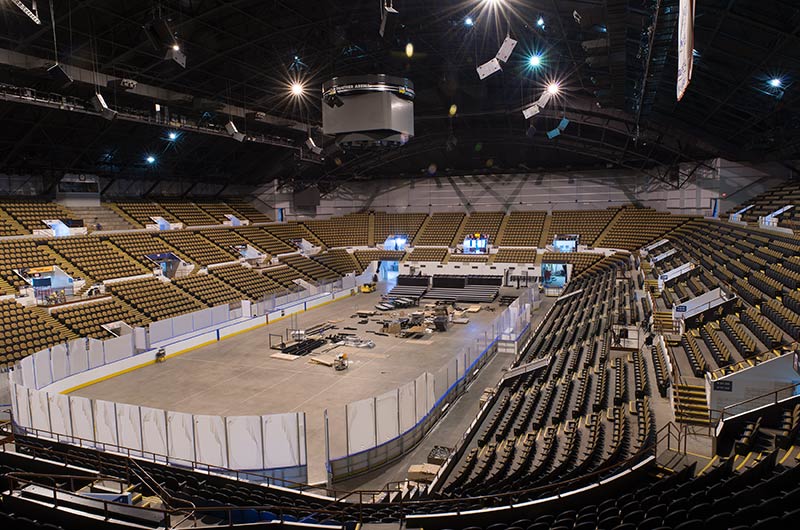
top-left (70, 205), bottom-right (137, 231)
top-left (494, 213), bottom-right (510, 245)
top-left (411, 215), bottom-right (431, 246)
top-left (538, 213), bottom-right (553, 247)
top-left (654, 310), bottom-right (677, 333)
top-left (673, 383), bottom-right (711, 426)
top-left (593, 207), bottom-right (627, 247)
top-left (450, 215), bottom-right (470, 247)
top-left (368, 213), bottom-right (375, 247)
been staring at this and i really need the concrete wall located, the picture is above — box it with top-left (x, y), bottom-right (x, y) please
top-left (261, 159), bottom-right (791, 220)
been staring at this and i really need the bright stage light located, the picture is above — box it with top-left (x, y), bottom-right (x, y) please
top-left (529, 54), bottom-right (542, 67)
top-left (546, 82), bottom-right (560, 95)
top-left (167, 131), bottom-right (178, 141)
top-left (405, 42), bottom-right (414, 58)
top-left (465, 17), bottom-right (474, 26)
top-left (290, 82), bottom-right (305, 96)
top-left (172, 43), bottom-right (180, 51)
top-left (537, 17), bottom-right (545, 27)
top-left (769, 78), bottom-right (783, 88)
top-left (145, 155), bottom-right (156, 164)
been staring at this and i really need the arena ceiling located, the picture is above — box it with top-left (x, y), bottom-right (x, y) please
top-left (0, 0), bottom-right (797, 189)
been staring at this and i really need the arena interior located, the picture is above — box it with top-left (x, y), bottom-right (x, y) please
top-left (1, 1), bottom-right (800, 529)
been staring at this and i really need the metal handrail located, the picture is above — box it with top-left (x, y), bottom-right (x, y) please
top-left (709, 380), bottom-right (800, 425)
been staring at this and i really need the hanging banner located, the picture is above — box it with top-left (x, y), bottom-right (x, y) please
top-left (677, 0), bottom-right (695, 100)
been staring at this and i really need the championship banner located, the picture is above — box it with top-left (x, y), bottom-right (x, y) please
top-left (677, 0), bottom-right (695, 100)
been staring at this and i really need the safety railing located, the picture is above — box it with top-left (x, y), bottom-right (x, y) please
top-left (10, 425), bottom-right (317, 493)
top-left (709, 380), bottom-right (800, 427)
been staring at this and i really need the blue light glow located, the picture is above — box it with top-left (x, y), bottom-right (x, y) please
top-left (528, 54), bottom-right (542, 67)
top-left (465, 17), bottom-right (474, 26)
top-left (146, 156), bottom-right (156, 164)
top-left (536, 17), bottom-right (545, 27)
top-left (769, 78), bottom-right (783, 88)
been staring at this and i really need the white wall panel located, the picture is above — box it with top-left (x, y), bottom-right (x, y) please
top-left (29, 390), bottom-right (51, 432)
top-left (14, 385), bottom-right (31, 429)
top-left (375, 390), bottom-right (399, 445)
top-left (68, 339), bottom-right (90, 375)
top-left (414, 374), bottom-right (429, 422)
top-left (141, 407), bottom-right (168, 460)
top-left (346, 398), bottom-right (376, 454)
top-left (48, 393), bottom-right (72, 437)
top-left (33, 349), bottom-right (52, 389)
top-left (398, 381), bottom-right (416, 433)
top-left (149, 319), bottom-right (174, 343)
top-left (262, 413), bottom-right (303, 468)
top-left (192, 308), bottom-right (213, 330)
top-left (194, 415), bottom-right (227, 468)
top-left (93, 400), bottom-right (118, 446)
top-left (226, 416), bottom-right (263, 470)
top-left (88, 339), bottom-right (105, 368)
top-left (104, 334), bottom-right (133, 363)
top-left (70, 396), bottom-right (94, 443)
top-left (117, 403), bottom-right (143, 452)
top-left (50, 344), bottom-right (69, 383)
top-left (167, 411), bottom-right (195, 463)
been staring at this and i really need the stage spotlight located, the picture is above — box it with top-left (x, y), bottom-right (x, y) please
top-left (172, 43), bottom-right (180, 51)
top-left (546, 82), bottom-right (560, 95)
top-left (537, 17), bottom-right (545, 27)
top-left (769, 78), bottom-right (782, 88)
top-left (449, 104), bottom-right (458, 117)
top-left (91, 93), bottom-right (117, 121)
top-left (145, 155), bottom-right (156, 164)
top-left (405, 42), bottom-right (414, 58)
top-left (225, 120), bottom-right (246, 142)
top-left (528, 54), bottom-right (542, 68)
top-left (380, 0), bottom-right (399, 38)
top-left (167, 131), bottom-right (178, 141)
top-left (465, 17), bottom-right (474, 26)
top-left (291, 82), bottom-right (305, 96)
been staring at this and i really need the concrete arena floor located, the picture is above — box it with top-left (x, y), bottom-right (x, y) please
top-left (70, 281), bottom-right (520, 484)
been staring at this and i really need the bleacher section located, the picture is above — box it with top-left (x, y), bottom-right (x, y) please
top-left (0, 300), bottom-right (76, 367)
top-left (113, 200), bottom-right (178, 227)
top-left (264, 223), bottom-right (322, 248)
top-left (456, 211), bottom-right (505, 244)
top-left (107, 232), bottom-right (185, 268)
top-left (48, 236), bottom-right (150, 281)
top-left (729, 181), bottom-right (800, 226)
top-left (354, 249), bottom-right (406, 268)
top-left (263, 264), bottom-right (306, 291)
top-left (545, 209), bottom-right (619, 247)
top-left (304, 213), bottom-right (370, 247)
top-left (494, 248), bottom-right (538, 263)
top-left (374, 212), bottom-right (428, 243)
top-left (407, 247), bottom-right (448, 261)
top-left (223, 197), bottom-right (272, 223)
top-left (50, 298), bottom-right (150, 339)
top-left (210, 264), bottom-right (286, 299)
top-left (280, 253), bottom-right (340, 282)
top-left (160, 231), bottom-right (238, 266)
top-left (0, 200), bottom-right (76, 232)
top-left (105, 277), bottom-right (206, 320)
top-left (654, 219), bottom-right (800, 380)
top-left (497, 210), bottom-right (547, 247)
top-left (238, 226), bottom-right (295, 255)
top-left (313, 249), bottom-right (361, 275)
top-left (414, 212), bottom-right (465, 246)
top-left (596, 207), bottom-right (692, 250)
top-left (155, 199), bottom-right (217, 226)
top-left (542, 252), bottom-right (604, 276)
top-left (172, 273), bottom-right (247, 306)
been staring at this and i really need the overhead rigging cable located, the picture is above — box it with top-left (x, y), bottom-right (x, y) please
top-left (49, 0), bottom-right (58, 63)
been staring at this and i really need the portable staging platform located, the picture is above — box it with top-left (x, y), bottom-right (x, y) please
top-left (387, 284), bottom-right (428, 299)
top-left (422, 285), bottom-right (500, 303)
